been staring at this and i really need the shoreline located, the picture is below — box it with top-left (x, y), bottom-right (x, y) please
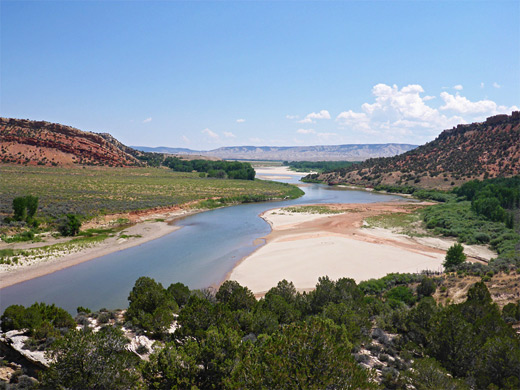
top-left (0, 166), bottom-right (307, 289)
top-left (228, 202), bottom-right (494, 296)
top-left (0, 207), bottom-right (202, 288)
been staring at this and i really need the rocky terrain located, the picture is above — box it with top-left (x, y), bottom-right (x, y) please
top-left (307, 112), bottom-right (520, 189)
top-left (134, 143), bottom-right (418, 161)
top-left (0, 118), bottom-right (144, 167)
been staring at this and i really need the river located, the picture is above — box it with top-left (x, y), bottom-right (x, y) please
top-left (0, 171), bottom-right (403, 314)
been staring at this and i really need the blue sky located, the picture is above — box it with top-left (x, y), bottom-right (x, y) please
top-left (1, 1), bottom-right (519, 149)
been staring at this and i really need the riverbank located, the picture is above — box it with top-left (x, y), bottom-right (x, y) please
top-left (0, 206), bottom-right (200, 288)
top-left (229, 202), bottom-right (495, 295)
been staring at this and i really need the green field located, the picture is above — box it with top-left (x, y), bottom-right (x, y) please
top-left (0, 165), bottom-right (303, 222)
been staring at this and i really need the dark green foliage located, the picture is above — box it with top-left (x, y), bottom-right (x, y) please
top-left (359, 273), bottom-right (424, 296)
top-left (145, 325), bottom-right (242, 389)
top-left (13, 197), bottom-right (28, 221)
top-left (416, 277), bottom-right (437, 297)
top-left (444, 243), bottom-right (466, 269)
top-left (76, 306), bottom-right (91, 314)
top-left (167, 282), bottom-right (191, 307)
top-left (472, 197), bottom-right (507, 223)
top-left (502, 301), bottom-right (520, 322)
top-left (125, 276), bottom-right (178, 334)
top-left (25, 196), bottom-right (38, 219)
top-left (57, 214), bottom-right (81, 236)
top-left (0, 302), bottom-right (74, 335)
top-left (406, 358), bottom-right (470, 390)
top-left (385, 285), bottom-right (416, 306)
top-left (163, 157), bottom-right (256, 180)
top-left (285, 160), bottom-right (358, 173)
top-left (216, 280), bottom-right (256, 311)
top-left (12, 195), bottom-right (39, 222)
top-left (474, 335), bottom-right (520, 390)
top-left (226, 317), bottom-right (379, 389)
top-left (42, 326), bottom-right (142, 390)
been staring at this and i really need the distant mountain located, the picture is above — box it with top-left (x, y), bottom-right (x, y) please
top-left (306, 112), bottom-right (520, 189)
top-left (0, 118), bottom-right (144, 167)
top-left (132, 144), bottom-right (418, 161)
top-left (132, 146), bottom-right (202, 154)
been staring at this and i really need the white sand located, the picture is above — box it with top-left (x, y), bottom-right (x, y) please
top-left (230, 234), bottom-right (444, 294)
top-left (229, 203), bottom-right (494, 294)
top-left (254, 166), bottom-right (310, 181)
top-left (261, 208), bottom-right (341, 230)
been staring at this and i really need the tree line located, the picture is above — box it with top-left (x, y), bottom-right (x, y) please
top-left (163, 157), bottom-right (256, 180)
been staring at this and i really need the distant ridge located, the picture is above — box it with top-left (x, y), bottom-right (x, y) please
top-left (306, 112), bottom-right (520, 189)
top-left (132, 143), bottom-right (418, 161)
top-left (0, 118), bottom-right (144, 167)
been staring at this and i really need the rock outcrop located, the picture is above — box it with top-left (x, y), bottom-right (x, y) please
top-left (0, 118), bottom-right (144, 167)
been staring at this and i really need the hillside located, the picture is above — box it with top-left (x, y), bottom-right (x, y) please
top-left (0, 118), bottom-right (143, 167)
top-left (307, 112), bottom-right (520, 189)
top-left (133, 143), bottom-right (417, 161)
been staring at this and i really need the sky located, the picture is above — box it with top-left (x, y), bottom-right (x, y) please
top-left (1, 1), bottom-right (519, 150)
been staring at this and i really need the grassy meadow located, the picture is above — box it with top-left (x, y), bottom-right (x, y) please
top-left (0, 165), bottom-right (303, 222)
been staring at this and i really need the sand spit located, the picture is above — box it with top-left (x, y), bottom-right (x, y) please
top-left (229, 202), bottom-right (494, 295)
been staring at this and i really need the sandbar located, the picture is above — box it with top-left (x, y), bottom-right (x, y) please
top-left (229, 202), bottom-right (494, 295)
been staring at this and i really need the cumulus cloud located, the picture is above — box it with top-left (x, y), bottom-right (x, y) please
top-left (298, 110), bottom-right (331, 123)
top-left (493, 82), bottom-right (501, 89)
top-left (286, 114), bottom-right (299, 120)
top-left (453, 85), bottom-right (463, 91)
top-left (335, 83), bottom-right (517, 144)
top-left (296, 128), bottom-right (316, 134)
top-left (439, 92), bottom-right (500, 115)
top-left (202, 128), bottom-right (219, 140)
top-left (223, 131), bottom-right (236, 138)
top-left (236, 119), bottom-right (245, 123)
top-left (142, 117), bottom-right (152, 123)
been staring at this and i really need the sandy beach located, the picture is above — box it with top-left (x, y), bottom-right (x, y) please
top-left (0, 206), bottom-right (200, 288)
top-left (229, 203), bottom-right (495, 295)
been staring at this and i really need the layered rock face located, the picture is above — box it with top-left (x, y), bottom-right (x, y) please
top-left (0, 118), bottom-right (143, 167)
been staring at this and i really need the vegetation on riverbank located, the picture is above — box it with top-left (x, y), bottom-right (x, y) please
top-left (0, 166), bottom-right (300, 223)
top-left (284, 160), bottom-right (358, 172)
top-left (0, 165), bottom-right (303, 266)
top-left (2, 273), bottom-right (519, 389)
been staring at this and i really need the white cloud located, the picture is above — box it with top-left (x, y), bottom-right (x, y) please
top-left (181, 135), bottom-right (190, 144)
top-left (453, 85), bottom-right (463, 91)
top-left (142, 117), bottom-right (152, 123)
top-left (223, 131), bottom-right (236, 138)
top-left (493, 82), bottom-right (501, 89)
top-left (202, 128), bottom-right (219, 140)
top-left (440, 92), bottom-right (501, 115)
top-left (286, 114), bottom-right (299, 120)
top-left (296, 128), bottom-right (316, 134)
top-left (335, 83), bottom-right (516, 144)
top-left (236, 119), bottom-right (245, 123)
top-left (480, 82), bottom-right (485, 88)
top-left (298, 110), bottom-right (331, 123)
